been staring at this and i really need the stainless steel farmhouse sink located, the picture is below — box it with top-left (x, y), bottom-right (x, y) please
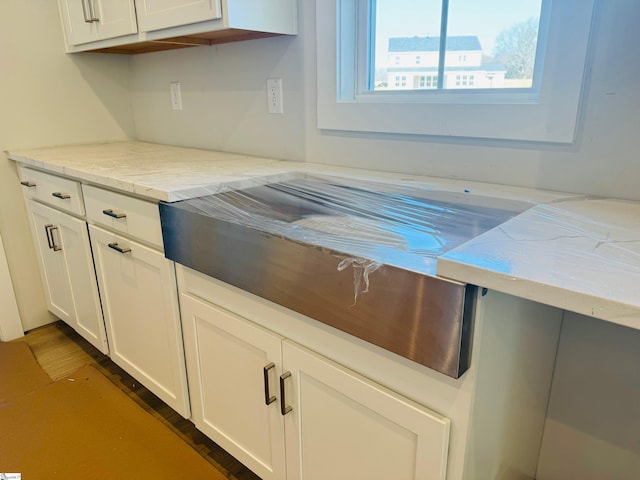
top-left (159, 174), bottom-right (531, 378)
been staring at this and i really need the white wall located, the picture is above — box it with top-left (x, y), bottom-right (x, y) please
top-left (0, 0), bottom-right (134, 331)
top-left (0, 233), bottom-right (23, 340)
top-left (132, 0), bottom-right (640, 202)
top-left (537, 313), bottom-right (640, 480)
top-left (131, 34), bottom-right (305, 162)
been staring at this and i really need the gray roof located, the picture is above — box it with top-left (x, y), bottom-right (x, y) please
top-left (389, 35), bottom-right (482, 52)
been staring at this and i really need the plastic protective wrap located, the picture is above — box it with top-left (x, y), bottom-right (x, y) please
top-left (179, 174), bottom-right (534, 277)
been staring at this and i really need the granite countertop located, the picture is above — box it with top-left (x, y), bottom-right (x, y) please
top-left (8, 141), bottom-right (640, 331)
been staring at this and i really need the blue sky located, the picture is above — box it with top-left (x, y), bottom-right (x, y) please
top-left (375, 0), bottom-right (543, 57)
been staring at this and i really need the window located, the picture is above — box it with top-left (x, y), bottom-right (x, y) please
top-left (455, 74), bottom-right (475, 87)
top-left (372, 0), bottom-right (549, 93)
top-left (394, 75), bottom-right (407, 88)
top-left (418, 75), bottom-right (438, 89)
top-left (317, 0), bottom-right (596, 143)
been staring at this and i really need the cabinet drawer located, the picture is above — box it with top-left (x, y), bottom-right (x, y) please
top-left (18, 166), bottom-right (85, 216)
top-left (83, 184), bottom-right (163, 249)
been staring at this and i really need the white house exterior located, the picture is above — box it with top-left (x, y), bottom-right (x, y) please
top-left (384, 35), bottom-right (506, 90)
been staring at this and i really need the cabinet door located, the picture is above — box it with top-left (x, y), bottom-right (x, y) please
top-left (59, 0), bottom-right (137, 45)
top-left (92, 1), bottom-right (138, 41)
top-left (282, 341), bottom-right (451, 480)
top-left (135, 0), bottom-right (222, 32)
top-left (26, 200), bottom-right (75, 326)
top-left (89, 225), bottom-right (190, 417)
top-left (181, 293), bottom-right (286, 480)
top-left (25, 201), bottom-right (108, 353)
top-left (59, 0), bottom-right (97, 45)
top-left (57, 213), bottom-right (109, 354)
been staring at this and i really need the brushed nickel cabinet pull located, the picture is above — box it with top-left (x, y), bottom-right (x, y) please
top-left (52, 192), bottom-right (71, 200)
top-left (108, 242), bottom-right (131, 254)
top-left (45, 224), bottom-right (54, 250)
top-left (87, 0), bottom-right (99, 22)
top-left (49, 226), bottom-right (62, 251)
top-left (102, 209), bottom-right (127, 219)
top-left (20, 181), bottom-right (36, 187)
top-left (263, 362), bottom-right (277, 406)
top-left (81, 0), bottom-right (91, 23)
top-left (279, 371), bottom-right (292, 416)
top-left (45, 225), bottom-right (62, 251)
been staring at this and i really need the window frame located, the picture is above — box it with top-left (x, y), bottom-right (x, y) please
top-left (317, 0), bottom-right (596, 143)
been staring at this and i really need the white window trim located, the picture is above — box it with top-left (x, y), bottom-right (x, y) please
top-left (316, 0), bottom-right (596, 143)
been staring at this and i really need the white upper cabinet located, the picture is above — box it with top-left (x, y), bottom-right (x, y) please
top-left (135, 0), bottom-right (222, 32)
top-left (58, 0), bottom-right (297, 54)
top-left (59, 0), bottom-right (138, 46)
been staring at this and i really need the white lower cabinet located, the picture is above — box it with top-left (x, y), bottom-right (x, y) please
top-left (180, 293), bottom-right (450, 480)
top-left (181, 294), bottom-right (286, 480)
top-left (26, 199), bottom-right (108, 353)
top-left (27, 200), bottom-right (74, 325)
top-left (177, 265), bottom-right (564, 480)
top-left (89, 224), bottom-right (190, 417)
top-left (282, 340), bottom-right (450, 480)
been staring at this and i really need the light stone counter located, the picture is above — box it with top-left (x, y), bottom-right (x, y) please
top-left (438, 198), bottom-right (640, 330)
top-left (8, 141), bottom-right (300, 202)
top-left (8, 141), bottom-right (640, 330)
top-left (7, 141), bottom-right (572, 204)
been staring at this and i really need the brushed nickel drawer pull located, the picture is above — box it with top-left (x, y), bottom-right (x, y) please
top-left (279, 371), bottom-right (292, 416)
top-left (20, 181), bottom-right (36, 187)
top-left (102, 209), bottom-right (127, 219)
top-left (52, 192), bottom-right (71, 200)
top-left (108, 242), bottom-right (131, 254)
top-left (263, 362), bottom-right (277, 406)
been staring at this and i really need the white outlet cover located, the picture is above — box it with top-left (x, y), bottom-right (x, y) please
top-left (267, 78), bottom-right (283, 114)
top-left (170, 82), bottom-right (182, 111)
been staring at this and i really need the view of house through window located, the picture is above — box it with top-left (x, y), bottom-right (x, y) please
top-left (372, 0), bottom-right (545, 91)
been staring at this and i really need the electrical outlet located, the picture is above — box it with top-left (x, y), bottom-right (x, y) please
top-left (170, 82), bottom-right (182, 111)
top-left (267, 78), bottom-right (283, 114)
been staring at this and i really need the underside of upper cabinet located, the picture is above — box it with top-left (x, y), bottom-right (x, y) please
top-left (91, 29), bottom-right (284, 55)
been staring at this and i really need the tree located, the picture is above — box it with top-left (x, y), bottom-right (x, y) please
top-left (494, 18), bottom-right (539, 79)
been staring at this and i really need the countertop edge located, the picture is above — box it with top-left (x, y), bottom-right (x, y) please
top-left (437, 257), bottom-right (640, 330)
